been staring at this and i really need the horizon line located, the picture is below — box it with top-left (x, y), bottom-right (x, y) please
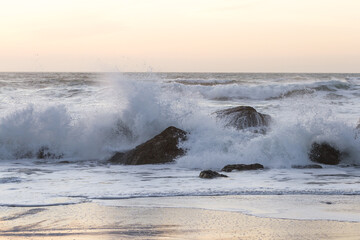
top-left (1, 71), bottom-right (360, 74)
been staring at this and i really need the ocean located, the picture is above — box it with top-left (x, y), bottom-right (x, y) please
top-left (0, 72), bottom-right (359, 216)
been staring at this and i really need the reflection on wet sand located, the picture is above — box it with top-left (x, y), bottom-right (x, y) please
top-left (1, 225), bottom-right (180, 239)
top-left (0, 202), bottom-right (360, 240)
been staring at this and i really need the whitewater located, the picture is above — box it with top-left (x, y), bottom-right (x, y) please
top-left (0, 72), bottom-right (360, 218)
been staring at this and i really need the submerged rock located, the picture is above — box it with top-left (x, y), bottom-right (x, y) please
top-left (221, 163), bottom-right (264, 172)
top-left (309, 142), bottom-right (341, 165)
top-left (214, 106), bottom-right (271, 132)
top-left (291, 164), bottom-right (323, 169)
top-left (36, 146), bottom-right (63, 159)
top-left (109, 126), bottom-right (187, 165)
top-left (199, 170), bottom-right (228, 179)
top-left (58, 161), bottom-right (71, 164)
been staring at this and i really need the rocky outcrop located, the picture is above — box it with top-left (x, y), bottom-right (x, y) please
top-left (309, 142), bottom-right (341, 165)
top-left (199, 170), bottom-right (228, 179)
top-left (58, 161), bottom-right (70, 164)
top-left (109, 126), bottom-right (187, 165)
top-left (214, 106), bottom-right (271, 132)
top-left (36, 146), bottom-right (63, 159)
top-left (221, 163), bottom-right (264, 172)
top-left (291, 164), bottom-right (323, 169)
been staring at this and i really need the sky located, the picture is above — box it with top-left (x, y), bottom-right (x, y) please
top-left (1, 0), bottom-right (360, 72)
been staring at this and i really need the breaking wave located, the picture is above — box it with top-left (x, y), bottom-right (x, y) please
top-left (0, 72), bottom-right (359, 169)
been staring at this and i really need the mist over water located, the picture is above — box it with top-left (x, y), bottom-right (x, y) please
top-left (0, 72), bottom-right (360, 206)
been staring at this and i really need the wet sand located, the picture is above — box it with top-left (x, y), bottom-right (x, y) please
top-left (0, 198), bottom-right (359, 240)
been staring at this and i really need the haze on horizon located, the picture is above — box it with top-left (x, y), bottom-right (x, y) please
top-left (1, 0), bottom-right (360, 73)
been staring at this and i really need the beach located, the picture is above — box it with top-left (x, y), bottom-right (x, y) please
top-left (2, 0), bottom-right (360, 238)
top-left (1, 196), bottom-right (359, 240)
top-left (1, 73), bottom-right (360, 239)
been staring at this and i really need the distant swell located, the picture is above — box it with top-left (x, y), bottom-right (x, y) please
top-left (169, 80), bottom-right (352, 100)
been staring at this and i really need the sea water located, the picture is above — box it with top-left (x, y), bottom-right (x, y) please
top-left (0, 72), bottom-right (359, 219)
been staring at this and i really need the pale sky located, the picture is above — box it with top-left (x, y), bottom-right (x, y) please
top-left (1, 0), bottom-right (360, 72)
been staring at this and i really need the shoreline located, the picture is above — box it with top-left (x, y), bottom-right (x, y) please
top-left (1, 195), bottom-right (359, 239)
top-left (92, 195), bottom-right (360, 222)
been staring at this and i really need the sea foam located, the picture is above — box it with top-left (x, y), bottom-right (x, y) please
top-left (0, 72), bottom-right (359, 169)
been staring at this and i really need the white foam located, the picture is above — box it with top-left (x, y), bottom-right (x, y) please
top-left (0, 161), bottom-right (359, 208)
top-left (0, 73), bottom-right (359, 168)
top-left (0, 72), bottom-right (360, 209)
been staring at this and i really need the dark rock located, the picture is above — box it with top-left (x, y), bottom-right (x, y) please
top-left (221, 163), bottom-right (264, 172)
top-left (36, 146), bottom-right (63, 159)
top-left (214, 106), bottom-right (271, 131)
top-left (109, 126), bottom-right (187, 165)
top-left (309, 142), bottom-right (341, 165)
top-left (199, 170), bottom-right (228, 179)
top-left (110, 152), bottom-right (126, 163)
top-left (291, 164), bottom-right (323, 169)
top-left (58, 161), bottom-right (70, 164)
